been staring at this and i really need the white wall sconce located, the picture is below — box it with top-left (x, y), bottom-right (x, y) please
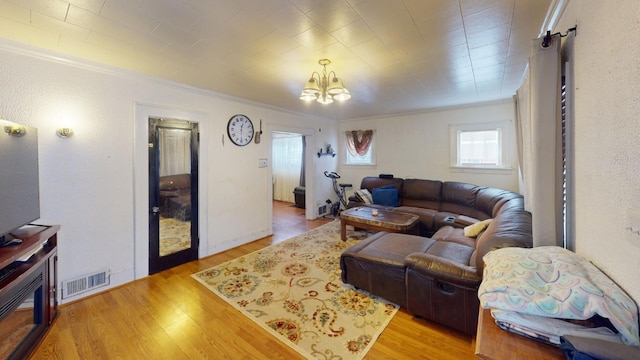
top-left (56, 128), bottom-right (73, 138)
top-left (3, 124), bottom-right (26, 137)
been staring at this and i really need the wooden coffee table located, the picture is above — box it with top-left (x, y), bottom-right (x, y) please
top-left (340, 207), bottom-right (419, 241)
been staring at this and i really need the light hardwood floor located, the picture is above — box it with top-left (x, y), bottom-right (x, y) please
top-left (30, 201), bottom-right (475, 359)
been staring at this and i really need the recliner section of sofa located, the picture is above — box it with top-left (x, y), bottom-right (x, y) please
top-left (404, 202), bottom-right (531, 334)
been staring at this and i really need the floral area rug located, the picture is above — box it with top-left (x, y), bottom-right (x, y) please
top-left (192, 221), bottom-right (398, 359)
top-left (159, 217), bottom-right (191, 256)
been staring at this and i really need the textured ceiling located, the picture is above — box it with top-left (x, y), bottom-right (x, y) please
top-left (0, 0), bottom-right (552, 120)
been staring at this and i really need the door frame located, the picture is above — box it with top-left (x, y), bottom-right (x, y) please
top-left (134, 103), bottom-right (209, 279)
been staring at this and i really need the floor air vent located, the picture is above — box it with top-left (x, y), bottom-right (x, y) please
top-left (62, 270), bottom-right (110, 299)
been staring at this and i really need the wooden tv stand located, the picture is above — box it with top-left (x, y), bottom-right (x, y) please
top-left (0, 224), bottom-right (59, 360)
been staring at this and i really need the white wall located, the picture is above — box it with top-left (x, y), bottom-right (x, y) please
top-left (337, 101), bottom-right (519, 199)
top-left (555, 0), bottom-right (640, 302)
top-left (0, 41), bottom-right (338, 302)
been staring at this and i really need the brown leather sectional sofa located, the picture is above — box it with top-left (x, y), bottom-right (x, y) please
top-left (340, 176), bottom-right (532, 334)
top-left (158, 174), bottom-right (192, 221)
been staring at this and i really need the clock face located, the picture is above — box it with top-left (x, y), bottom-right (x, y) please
top-left (227, 114), bottom-right (254, 146)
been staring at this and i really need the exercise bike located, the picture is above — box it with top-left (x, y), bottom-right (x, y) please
top-left (324, 171), bottom-right (352, 217)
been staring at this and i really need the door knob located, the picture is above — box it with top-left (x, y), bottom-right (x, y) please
top-left (152, 206), bottom-right (160, 214)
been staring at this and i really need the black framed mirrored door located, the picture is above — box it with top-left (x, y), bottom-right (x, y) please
top-left (148, 117), bottom-right (199, 274)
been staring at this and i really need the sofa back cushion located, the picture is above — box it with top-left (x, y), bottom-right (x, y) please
top-left (400, 179), bottom-right (442, 209)
top-left (475, 187), bottom-right (521, 217)
top-left (440, 182), bottom-right (485, 218)
top-left (474, 206), bottom-right (532, 274)
top-left (360, 176), bottom-right (403, 193)
top-left (496, 196), bottom-right (525, 214)
top-left (159, 174), bottom-right (191, 191)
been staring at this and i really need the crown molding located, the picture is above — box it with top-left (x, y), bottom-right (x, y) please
top-left (0, 38), bottom-right (331, 122)
top-left (342, 98), bottom-right (514, 123)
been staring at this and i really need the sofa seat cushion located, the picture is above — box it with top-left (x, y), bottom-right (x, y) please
top-left (340, 232), bottom-right (436, 307)
top-left (425, 241), bottom-right (476, 267)
top-left (432, 226), bottom-right (476, 247)
top-left (342, 231), bottom-right (435, 267)
top-left (405, 242), bottom-right (480, 288)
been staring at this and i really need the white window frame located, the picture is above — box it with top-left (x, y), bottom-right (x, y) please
top-left (449, 120), bottom-right (513, 174)
top-left (343, 130), bottom-right (376, 166)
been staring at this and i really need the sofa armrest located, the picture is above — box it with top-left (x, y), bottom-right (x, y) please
top-left (347, 194), bottom-right (365, 209)
top-left (405, 252), bottom-right (481, 288)
top-left (455, 215), bottom-right (478, 226)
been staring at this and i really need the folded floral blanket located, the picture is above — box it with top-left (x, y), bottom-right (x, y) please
top-left (478, 246), bottom-right (640, 346)
top-left (491, 309), bottom-right (621, 345)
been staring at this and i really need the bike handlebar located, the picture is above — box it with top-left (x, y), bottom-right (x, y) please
top-left (324, 171), bottom-right (340, 179)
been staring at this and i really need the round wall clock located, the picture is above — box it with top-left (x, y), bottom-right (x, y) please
top-left (227, 114), bottom-right (254, 146)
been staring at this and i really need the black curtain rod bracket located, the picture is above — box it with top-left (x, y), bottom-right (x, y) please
top-left (541, 26), bottom-right (577, 48)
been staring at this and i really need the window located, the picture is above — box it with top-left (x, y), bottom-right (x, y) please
top-left (459, 130), bottom-right (500, 166)
top-left (450, 121), bottom-right (512, 172)
top-left (561, 63), bottom-right (575, 250)
top-left (344, 130), bottom-right (376, 165)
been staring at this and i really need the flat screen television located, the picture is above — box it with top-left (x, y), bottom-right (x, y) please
top-left (0, 119), bottom-right (40, 245)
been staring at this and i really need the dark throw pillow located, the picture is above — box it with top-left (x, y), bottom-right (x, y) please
top-left (372, 185), bottom-right (400, 207)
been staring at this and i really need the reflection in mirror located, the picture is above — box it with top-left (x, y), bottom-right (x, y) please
top-left (158, 127), bottom-right (192, 257)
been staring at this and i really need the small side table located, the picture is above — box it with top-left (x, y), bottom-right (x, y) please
top-left (475, 308), bottom-right (564, 359)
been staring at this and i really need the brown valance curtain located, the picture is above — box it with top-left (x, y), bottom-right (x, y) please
top-left (346, 130), bottom-right (374, 156)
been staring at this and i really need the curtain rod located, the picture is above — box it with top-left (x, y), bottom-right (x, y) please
top-left (542, 26), bottom-right (577, 48)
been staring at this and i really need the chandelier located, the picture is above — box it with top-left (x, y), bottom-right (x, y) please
top-left (300, 59), bottom-right (351, 104)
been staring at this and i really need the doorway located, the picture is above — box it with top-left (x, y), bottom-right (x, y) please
top-left (272, 132), bottom-right (305, 204)
top-left (272, 132), bottom-right (305, 235)
top-left (148, 117), bottom-right (199, 274)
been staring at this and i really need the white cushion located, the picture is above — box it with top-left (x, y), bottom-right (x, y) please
top-left (355, 189), bottom-right (373, 204)
top-left (463, 218), bottom-right (492, 237)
